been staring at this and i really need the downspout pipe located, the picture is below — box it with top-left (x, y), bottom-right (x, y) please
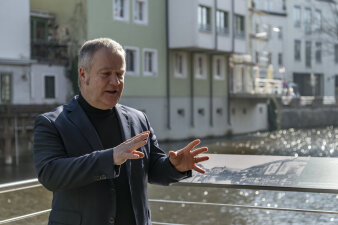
top-left (209, 0), bottom-right (217, 127)
top-left (227, 0), bottom-right (235, 126)
top-left (165, 0), bottom-right (171, 130)
top-left (190, 52), bottom-right (194, 128)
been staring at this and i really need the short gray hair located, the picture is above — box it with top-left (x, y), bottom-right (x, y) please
top-left (77, 38), bottom-right (125, 87)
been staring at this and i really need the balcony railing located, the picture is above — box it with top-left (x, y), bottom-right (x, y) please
top-left (31, 40), bottom-right (68, 65)
top-left (231, 77), bottom-right (283, 99)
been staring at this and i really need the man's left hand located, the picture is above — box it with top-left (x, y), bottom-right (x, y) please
top-left (169, 139), bottom-right (209, 174)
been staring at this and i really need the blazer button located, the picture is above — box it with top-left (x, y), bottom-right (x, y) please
top-left (100, 174), bottom-right (107, 180)
top-left (109, 217), bottom-right (115, 224)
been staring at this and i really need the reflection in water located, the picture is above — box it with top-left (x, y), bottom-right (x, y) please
top-left (1, 127), bottom-right (338, 224)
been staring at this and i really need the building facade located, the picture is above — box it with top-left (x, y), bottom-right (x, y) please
top-left (251, 0), bottom-right (338, 97)
top-left (28, 0), bottom-right (272, 139)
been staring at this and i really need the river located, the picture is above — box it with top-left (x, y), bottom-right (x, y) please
top-left (1, 127), bottom-right (338, 224)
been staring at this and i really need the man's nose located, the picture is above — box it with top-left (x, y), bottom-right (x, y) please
top-left (109, 75), bottom-right (119, 85)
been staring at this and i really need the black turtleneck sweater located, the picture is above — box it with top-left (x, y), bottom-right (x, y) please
top-left (78, 94), bottom-right (136, 225)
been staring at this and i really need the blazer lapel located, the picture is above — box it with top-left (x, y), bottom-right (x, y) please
top-left (115, 104), bottom-right (133, 183)
top-left (115, 104), bottom-right (131, 141)
top-left (65, 98), bottom-right (103, 152)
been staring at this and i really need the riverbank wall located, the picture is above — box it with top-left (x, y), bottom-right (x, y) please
top-left (276, 97), bottom-right (338, 129)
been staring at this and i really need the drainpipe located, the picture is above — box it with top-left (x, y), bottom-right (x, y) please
top-left (190, 52), bottom-right (194, 127)
top-left (227, 0), bottom-right (235, 125)
top-left (209, 0), bottom-right (217, 127)
top-left (165, 0), bottom-right (171, 130)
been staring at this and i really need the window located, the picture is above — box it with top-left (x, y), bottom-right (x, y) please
top-left (255, 23), bottom-right (260, 33)
top-left (174, 52), bottom-right (187, 78)
top-left (198, 5), bottom-right (211, 32)
top-left (256, 51), bottom-right (260, 64)
top-left (133, 0), bottom-right (147, 24)
top-left (0, 73), bottom-right (11, 104)
top-left (304, 8), bottom-right (311, 34)
top-left (143, 49), bottom-right (157, 76)
top-left (294, 6), bottom-right (301, 28)
top-left (282, 0), bottom-right (286, 10)
top-left (125, 47), bottom-right (139, 76)
top-left (45, 76), bottom-right (55, 99)
top-left (213, 56), bottom-right (225, 80)
top-left (314, 9), bottom-right (322, 31)
top-left (305, 41), bottom-right (312, 68)
top-left (114, 0), bottom-right (129, 21)
top-left (235, 14), bottom-right (245, 38)
top-left (335, 44), bottom-right (338, 64)
top-left (278, 26), bottom-right (283, 39)
top-left (216, 10), bottom-right (228, 34)
top-left (278, 53), bottom-right (283, 66)
top-left (268, 52), bottom-right (272, 65)
top-left (295, 40), bottom-right (301, 61)
top-left (315, 42), bottom-right (322, 63)
top-left (31, 17), bottom-right (48, 42)
top-left (266, 24), bottom-right (272, 39)
top-left (194, 54), bottom-right (207, 79)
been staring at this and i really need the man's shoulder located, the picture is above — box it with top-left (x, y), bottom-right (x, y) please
top-left (38, 97), bottom-right (77, 122)
top-left (38, 105), bottom-right (66, 123)
top-left (116, 104), bottom-right (146, 118)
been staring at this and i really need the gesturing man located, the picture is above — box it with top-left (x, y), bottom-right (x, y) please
top-left (33, 38), bottom-right (209, 225)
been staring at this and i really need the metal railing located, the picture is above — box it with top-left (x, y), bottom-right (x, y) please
top-left (1, 179), bottom-right (338, 224)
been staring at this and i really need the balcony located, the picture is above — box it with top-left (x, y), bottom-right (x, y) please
top-left (31, 40), bottom-right (68, 65)
top-left (230, 77), bottom-right (283, 101)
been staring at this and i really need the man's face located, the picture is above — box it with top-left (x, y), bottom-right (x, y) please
top-left (79, 47), bottom-right (125, 109)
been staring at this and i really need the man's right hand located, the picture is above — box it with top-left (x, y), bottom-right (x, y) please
top-left (113, 131), bottom-right (150, 165)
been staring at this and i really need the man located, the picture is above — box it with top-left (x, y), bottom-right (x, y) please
top-left (33, 38), bottom-right (209, 225)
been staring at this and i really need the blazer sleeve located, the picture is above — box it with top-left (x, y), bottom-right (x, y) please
top-left (142, 113), bottom-right (191, 185)
top-left (33, 115), bottom-right (120, 191)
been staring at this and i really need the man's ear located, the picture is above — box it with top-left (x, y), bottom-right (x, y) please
top-left (79, 67), bottom-right (86, 84)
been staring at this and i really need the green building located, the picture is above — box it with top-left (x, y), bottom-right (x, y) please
top-left (30, 0), bottom-right (269, 140)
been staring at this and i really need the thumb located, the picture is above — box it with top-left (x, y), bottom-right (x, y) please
top-left (169, 150), bottom-right (177, 159)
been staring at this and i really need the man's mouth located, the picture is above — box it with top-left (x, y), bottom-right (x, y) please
top-left (106, 90), bottom-right (118, 94)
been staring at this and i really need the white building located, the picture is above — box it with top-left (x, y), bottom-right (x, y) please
top-left (0, 0), bottom-right (71, 105)
top-left (167, 0), bottom-right (269, 136)
top-left (252, 0), bottom-right (338, 97)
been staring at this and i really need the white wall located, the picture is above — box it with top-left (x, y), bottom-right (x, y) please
top-left (0, 0), bottom-right (30, 59)
top-left (30, 64), bottom-right (72, 104)
top-left (252, 13), bottom-right (287, 80)
top-left (285, 0), bottom-right (338, 96)
top-left (230, 100), bottom-right (268, 134)
top-left (169, 0), bottom-right (248, 54)
top-left (169, 0), bottom-right (197, 48)
top-left (119, 96), bottom-right (230, 141)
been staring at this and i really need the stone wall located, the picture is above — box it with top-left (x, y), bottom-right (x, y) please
top-left (276, 97), bottom-right (338, 129)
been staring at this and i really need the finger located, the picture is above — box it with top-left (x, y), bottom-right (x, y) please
top-left (169, 150), bottom-right (177, 159)
top-left (131, 131), bottom-right (150, 142)
top-left (133, 150), bottom-right (145, 158)
top-left (192, 164), bottom-right (206, 174)
top-left (194, 155), bottom-right (209, 163)
top-left (129, 139), bottom-right (148, 152)
top-left (178, 139), bottom-right (201, 155)
top-left (191, 147), bottom-right (208, 156)
top-left (126, 152), bottom-right (143, 160)
top-left (126, 131), bottom-right (150, 143)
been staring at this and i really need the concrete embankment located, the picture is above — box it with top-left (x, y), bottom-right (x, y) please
top-left (276, 97), bottom-right (338, 129)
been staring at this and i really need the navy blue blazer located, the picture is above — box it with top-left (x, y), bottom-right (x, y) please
top-left (33, 97), bottom-right (190, 225)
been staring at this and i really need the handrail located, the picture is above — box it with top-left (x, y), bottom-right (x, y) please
top-left (0, 209), bottom-right (51, 225)
top-left (0, 178), bottom-right (38, 189)
top-left (1, 198), bottom-right (338, 225)
top-left (149, 199), bottom-right (338, 215)
top-left (0, 178), bottom-right (40, 194)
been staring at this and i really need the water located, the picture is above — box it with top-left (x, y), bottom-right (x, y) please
top-left (1, 127), bottom-right (338, 224)
top-left (149, 126), bottom-right (338, 225)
